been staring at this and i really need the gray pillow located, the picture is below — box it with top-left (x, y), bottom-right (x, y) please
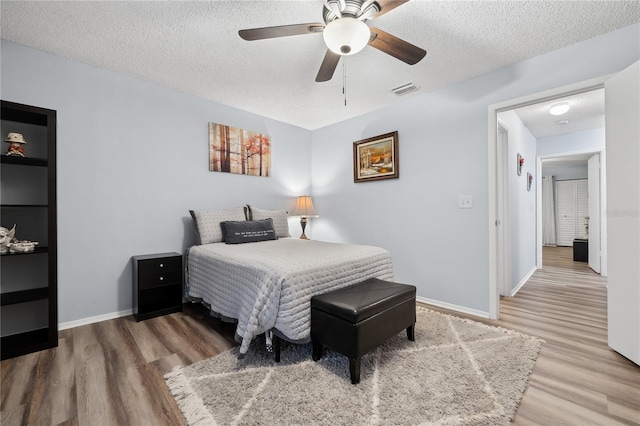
top-left (190, 208), bottom-right (246, 244)
top-left (220, 218), bottom-right (278, 244)
top-left (247, 206), bottom-right (291, 238)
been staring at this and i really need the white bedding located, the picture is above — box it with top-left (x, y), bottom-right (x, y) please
top-left (187, 238), bottom-right (394, 354)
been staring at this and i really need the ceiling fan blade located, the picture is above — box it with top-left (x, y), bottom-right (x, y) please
top-left (368, 27), bottom-right (426, 65)
top-left (239, 23), bottom-right (324, 41)
top-left (369, 0), bottom-right (409, 19)
top-left (315, 50), bottom-right (341, 82)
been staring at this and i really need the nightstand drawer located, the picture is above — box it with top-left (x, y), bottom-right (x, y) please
top-left (138, 256), bottom-right (182, 276)
top-left (138, 269), bottom-right (182, 289)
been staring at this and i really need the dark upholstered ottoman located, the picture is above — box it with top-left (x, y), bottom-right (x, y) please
top-left (310, 278), bottom-right (416, 384)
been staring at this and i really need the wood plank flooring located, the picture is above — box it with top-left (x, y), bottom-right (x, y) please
top-left (2, 246), bottom-right (639, 425)
top-left (428, 246), bottom-right (640, 425)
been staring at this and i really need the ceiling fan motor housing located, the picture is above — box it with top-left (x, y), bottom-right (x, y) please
top-left (323, 0), bottom-right (380, 23)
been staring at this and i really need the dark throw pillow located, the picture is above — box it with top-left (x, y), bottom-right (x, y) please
top-left (220, 218), bottom-right (278, 244)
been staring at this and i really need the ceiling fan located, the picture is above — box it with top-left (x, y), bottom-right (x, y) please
top-left (239, 0), bottom-right (427, 83)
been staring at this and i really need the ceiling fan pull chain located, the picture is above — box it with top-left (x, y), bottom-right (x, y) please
top-left (343, 56), bottom-right (347, 106)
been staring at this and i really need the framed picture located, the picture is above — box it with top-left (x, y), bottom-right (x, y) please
top-left (209, 123), bottom-right (271, 177)
top-left (517, 153), bottom-right (524, 176)
top-left (353, 131), bottom-right (399, 183)
top-left (527, 172), bottom-right (533, 191)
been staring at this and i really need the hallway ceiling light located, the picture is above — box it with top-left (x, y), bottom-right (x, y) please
top-left (549, 102), bottom-right (570, 116)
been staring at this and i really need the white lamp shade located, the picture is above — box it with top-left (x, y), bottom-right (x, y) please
top-left (291, 195), bottom-right (319, 217)
top-left (322, 17), bottom-right (371, 56)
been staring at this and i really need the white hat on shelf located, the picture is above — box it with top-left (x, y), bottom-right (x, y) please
top-left (5, 133), bottom-right (26, 144)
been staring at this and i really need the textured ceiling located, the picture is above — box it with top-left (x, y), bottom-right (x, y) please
top-left (515, 89), bottom-right (605, 139)
top-left (1, 1), bottom-right (638, 130)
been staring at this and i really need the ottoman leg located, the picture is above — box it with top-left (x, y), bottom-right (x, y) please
top-left (312, 341), bottom-right (322, 361)
top-left (407, 324), bottom-right (415, 341)
top-left (274, 335), bottom-right (281, 363)
top-left (349, 357), bottom-right (361, 384)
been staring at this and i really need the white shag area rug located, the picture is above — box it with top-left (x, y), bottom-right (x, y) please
top-left (165, 307), bottom-right (542, 425)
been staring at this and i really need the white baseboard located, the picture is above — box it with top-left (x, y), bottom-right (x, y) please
top-left (416, 296), bottom-right (490, 319)
top-left (59, 296), bottom-right (493, 331)
top-left (59, 309), bottom-right (133, 331)
top-left (511, 266), bottom-right (537, 297)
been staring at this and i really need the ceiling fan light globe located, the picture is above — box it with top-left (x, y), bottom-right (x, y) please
top-left (323, 17), bottom-right (370, 56)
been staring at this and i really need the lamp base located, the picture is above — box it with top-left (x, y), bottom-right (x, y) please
top-left (299, 217), bottom-right (308, 240)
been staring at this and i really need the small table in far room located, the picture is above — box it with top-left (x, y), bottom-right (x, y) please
top-left (573, 239), bottom-right (588, 262)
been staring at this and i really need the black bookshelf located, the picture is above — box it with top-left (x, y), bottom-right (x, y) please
top-left (1, 100), bottom-right (58, 360)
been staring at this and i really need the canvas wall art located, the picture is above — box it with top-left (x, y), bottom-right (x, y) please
top-left (209, 123), bottom-right (271, 177)
top-left (353, 131), bottom-right (399, 183)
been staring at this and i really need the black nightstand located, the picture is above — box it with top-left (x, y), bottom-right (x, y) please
top-left (132, 252), bottom-right (183, 321)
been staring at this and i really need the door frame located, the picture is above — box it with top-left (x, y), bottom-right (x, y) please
top-left (487, 74), bottom-right (611, 320)
top-left (496, 121), bottom-right (511, 297)
top-left (587, 152), bottom-right (603, 274)
top-left (535, 149), bottom-right (607, 275)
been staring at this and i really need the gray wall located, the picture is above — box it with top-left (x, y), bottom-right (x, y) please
top-left (542, 165), bottom-right (588, 180)
top-left (1, 23), bottom-right (638, 323)
top-left (1, 41), bottom-right (313, 324)
top-left (310, 24), bottom-right (639, 314)
top-left (538, 127), bottom-right (605, 157)
top-left (539, 127), bottom-right (605, 180)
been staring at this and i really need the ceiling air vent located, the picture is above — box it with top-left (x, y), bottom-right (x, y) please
top-left (391, 82), bottom-right (418, 96)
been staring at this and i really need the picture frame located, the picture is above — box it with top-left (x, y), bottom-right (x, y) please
top-left (517, 153), bottom-right (524, 176)
top-left (353, 131), bottom-right (399, 183)
top-left (527, 172), bottom-right (533, 191)
top-left (209, 122), bottom-right (271, 177)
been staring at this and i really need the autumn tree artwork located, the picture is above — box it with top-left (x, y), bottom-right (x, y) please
top-left (209, 123), bottom-right (271, 177)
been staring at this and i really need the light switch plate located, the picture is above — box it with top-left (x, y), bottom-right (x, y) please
top-left (459, 195), bottom-right (473, 209)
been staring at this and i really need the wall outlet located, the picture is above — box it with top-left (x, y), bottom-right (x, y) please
top-left (459, 195), bottom-right (473, 209)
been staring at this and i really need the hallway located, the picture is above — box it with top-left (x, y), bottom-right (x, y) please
top-left (428, 246), bottom-right (639, 424)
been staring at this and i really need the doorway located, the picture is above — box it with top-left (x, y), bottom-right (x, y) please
top-left (487, 75), bottom-right (610, 320)
top-left (537, 150), bottom-right (606, 275)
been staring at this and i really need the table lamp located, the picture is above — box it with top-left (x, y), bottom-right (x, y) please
top-left (291, 195), bottom-right (319, 239)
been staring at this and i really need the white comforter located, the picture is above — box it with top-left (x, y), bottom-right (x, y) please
top-left (187, 238), bottom-right (394, 354)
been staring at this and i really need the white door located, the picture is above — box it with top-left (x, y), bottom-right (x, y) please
top-left (587, 154), bottom-right (601, 273)
top-left (606, 61), bottom-right (639, 366)
top-left (555, 180), bottom-right (577, 246)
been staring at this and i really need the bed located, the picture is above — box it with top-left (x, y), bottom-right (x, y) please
top-left (186, 238), bottom-right (394, 354)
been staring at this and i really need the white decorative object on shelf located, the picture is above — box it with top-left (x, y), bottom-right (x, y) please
top-left (0, 225), bottom-right (39, 253)
top-left (0, 225), bottom-right (16, 253)
top-left (4, 132), bottom-right (27, 157)
top-left (9, 241), bottom-right (39, 253)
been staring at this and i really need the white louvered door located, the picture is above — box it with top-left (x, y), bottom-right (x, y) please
top-left (555, 180), bottom-right (576, 246)
top-left (555, 179), bottom-right (588, 246)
